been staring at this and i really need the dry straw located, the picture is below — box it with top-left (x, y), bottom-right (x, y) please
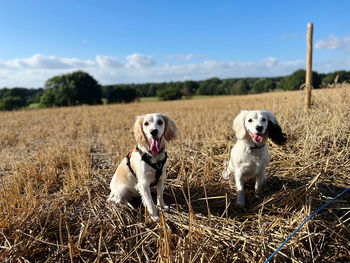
top-left (0, 85), bottom-right (349, 262)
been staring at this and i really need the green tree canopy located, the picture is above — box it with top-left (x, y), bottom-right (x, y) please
top-left (182, 80), bottom-right (198, 98)
top-left (232, 79), bottom-right (250, 95)
top-left (157, 87), bottom-right (182, 100)
top-left (251, 78), bottom-right (276, 93)
top-left (102, 85), bottom-right (137, 103)
top-left (278, 69), bottom-right (321, 90)
top-left (0, 96), bottom-right (26, 111)
top-left (321, 70), bottom-right (350, 87)
top-left (0, 87), bottom-right (43, 111)
top-left (197, 78), bottom-right (222, 95)
top-left (40, 71), bottom-right (102, 107)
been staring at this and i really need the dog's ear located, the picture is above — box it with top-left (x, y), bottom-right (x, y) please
top-left (134, 115), bottom-right (148, 145)
top-left (233, 110), bottom-right (248, 139)
top-left (163, 114), bottom-right (178, 141)
top-left (263, 111), bottom-right (286, 145)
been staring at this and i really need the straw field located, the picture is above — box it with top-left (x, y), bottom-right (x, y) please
top-left (0, 86), bottom-right (349, 262)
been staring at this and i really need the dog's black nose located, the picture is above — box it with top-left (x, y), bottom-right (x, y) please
top-left (150, 129), bottom-right (158, 137)
top-left (256, 126), bottom-right (263, 132)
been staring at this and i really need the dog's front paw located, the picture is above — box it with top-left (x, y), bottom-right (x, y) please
top-left (161, 204), bottom-right (169, 211)
top-left (107, 194), bottom-right (121, 205)
top-left (236, 194), bottom-right (246, 207)
top-left (150, 214), bottom-right (160, 221)
top-left (157, 199), bottom-right (169, 211)
top-left (157, 202), bottom-right (169, 211)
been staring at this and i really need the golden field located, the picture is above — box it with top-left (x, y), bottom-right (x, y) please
top-left (0, 86), bottom-right (349, 262)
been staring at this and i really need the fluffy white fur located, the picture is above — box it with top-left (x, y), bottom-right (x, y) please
top-left (222, 110), bottom-right (286, 207)
top-left (108, 113), bottom-right (178, 220)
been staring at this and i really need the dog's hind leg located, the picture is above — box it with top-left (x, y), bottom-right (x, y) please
top-left (108, 185), bottom-right (128, 204)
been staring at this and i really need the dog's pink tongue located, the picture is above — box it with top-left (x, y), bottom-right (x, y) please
top-left (252, 133), bottom-right (263, 143)
top-left (150, 138), bottom-right (161, 154)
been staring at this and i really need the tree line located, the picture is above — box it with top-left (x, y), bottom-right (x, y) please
top-left (1, 69), bottom-right (350, 111)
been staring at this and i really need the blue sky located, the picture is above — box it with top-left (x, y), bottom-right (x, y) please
top-left (1, 0), bottom-right (350, 87)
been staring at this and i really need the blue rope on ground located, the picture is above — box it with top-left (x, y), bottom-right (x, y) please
top-left (264, 186), bottom-right (350, 263)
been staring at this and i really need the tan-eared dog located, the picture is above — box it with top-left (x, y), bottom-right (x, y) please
top-left (108, 113), bottom-right (178, 220)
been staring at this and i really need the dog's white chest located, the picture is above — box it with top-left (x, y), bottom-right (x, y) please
top-left (232, 143), bottom-right (269, 178)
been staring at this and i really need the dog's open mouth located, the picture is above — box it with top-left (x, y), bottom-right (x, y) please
top-left (149, 137), bottom-right (161, 154)
top-left (249, 130), bottom-right (264, 144)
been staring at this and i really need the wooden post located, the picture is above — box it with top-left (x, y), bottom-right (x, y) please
top-left (305, 23), bottom-right (313, 112)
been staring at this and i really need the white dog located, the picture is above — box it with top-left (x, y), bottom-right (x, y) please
top-left (222, 110), bottom-right (286, 207)
top-left (108, 113), bottom-right (178, 220)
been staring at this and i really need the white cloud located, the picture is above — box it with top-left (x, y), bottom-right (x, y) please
top-left (315, 34), bottom-right (340, 50)
top-left (0, 61), bottom-right (11, 69)
top-left (96, 55), bottom-right (123, 69)
top-left (126, 53), bottom-right (155, 68)
top-left (166, 54), bottom-right (206, 61)
top-left (4, 54), bottom-right (95, 70)
top-left (184, 54), bottom-right (193, 61)
top-left (1, 53), bottom-right (349, 88)
top-left (167, 54), bottom-right (193, 61)
top-left (315, 34), bottom-right (350, 52)
top-left (150, 58), bottom-right (305, 82)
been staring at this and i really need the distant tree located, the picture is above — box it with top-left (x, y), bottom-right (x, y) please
top-left (101, 85), bottom-right (113, 101)
top-left (312, 72), bottom-right (322, 89)
top-left (197, 78), bottom-right (222, 95)
top-left (2, 87), bottom-right (28, 98)
top-left (148, 84), bottom-right (159, 97)
top-left (0, 87), bottom-right (43, 110)
top-left (252, 78), bottom-right (266, 93)
top-left (251, 78), bottom-right (277, 93)
top-left (322, 73), bottom-right (335, 87)
top-left (102, 85), bottom-right (137, 103)
top-left (182, 80), bottom-right (198, 98)
top-left (232, 79), bottom-right (250, 95)
top-left (157, 87), bottom-right (182, 100)
top-left (26, 88), bottom-right (44, 104)
top-left (115, 86), bottom-right (137, 103)
top-left (0, 96), bottom-right (26, 111)
top-left (278, 69), bottom-right (305, 90)
top-left (0, 88), bottom-right (9, 98)
top-left (321, 70), bottom-right (350, 87)
top-left (278, 69), bottom-right (321, 90)
top-left (39, 89), bottom-right (56, 107)
top-left (217, 80), bottom-right (233, 95)
top-left (40, 71), bottom-right (102, 107)
top-left (262, 79), bottom-right (277, 92)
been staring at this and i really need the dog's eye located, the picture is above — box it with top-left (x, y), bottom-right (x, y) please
top-left (144, 122), bottom-right (149, 126)
top-left (248, 119), bottom-right (253, 123)
top-left (262, 118), bottom-right (266, 122)
top-left (157, 120), bottom-right (163, 125)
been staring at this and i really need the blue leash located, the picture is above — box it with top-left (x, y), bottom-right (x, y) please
top-left (264, 186), bottom-right (350, 263)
